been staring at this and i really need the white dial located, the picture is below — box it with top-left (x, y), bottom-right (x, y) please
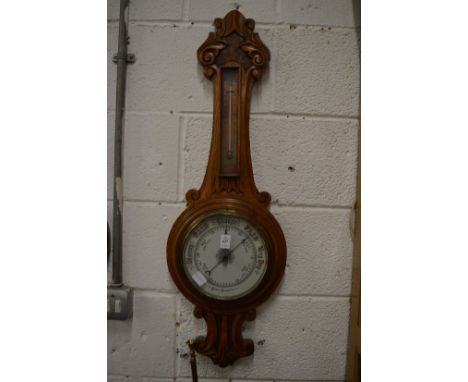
top-left (182, 212), bottom-right (268, 300)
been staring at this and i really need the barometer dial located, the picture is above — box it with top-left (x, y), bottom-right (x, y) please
top-left (182, 212), bottom-right (268, 300)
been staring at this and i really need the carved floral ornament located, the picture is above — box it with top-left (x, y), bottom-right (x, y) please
top-left (197, 10), bottom-right (270, 80)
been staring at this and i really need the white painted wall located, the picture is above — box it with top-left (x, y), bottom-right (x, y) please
top-left (107, 1), bottom-right (360, 381)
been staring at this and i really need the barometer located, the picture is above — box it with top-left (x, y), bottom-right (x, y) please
top-left (167, 10), bottom-right (286, 367)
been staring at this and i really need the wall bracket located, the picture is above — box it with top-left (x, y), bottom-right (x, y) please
top-left (112, 53), bottom-right (136, 64)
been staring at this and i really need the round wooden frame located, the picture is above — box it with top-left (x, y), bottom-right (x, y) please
top-left (167, 198), bottom-right (286, 315)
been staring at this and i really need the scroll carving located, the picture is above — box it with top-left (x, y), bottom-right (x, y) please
top-left (197, 10), bottom-right (270, 80)
top-left (185, 188), bottom-right (202, 205)
top-left (193, 306), bottom-right (256, 367)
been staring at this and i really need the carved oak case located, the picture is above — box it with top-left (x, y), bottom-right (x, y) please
top-left (167, 10), bottom-right (286, 367)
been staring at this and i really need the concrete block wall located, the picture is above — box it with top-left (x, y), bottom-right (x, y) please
top-left (108, 1), bottom-right (360, 381)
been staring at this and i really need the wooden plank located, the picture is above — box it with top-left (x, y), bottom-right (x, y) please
top-left (345, 138), bottom-right (360, 382)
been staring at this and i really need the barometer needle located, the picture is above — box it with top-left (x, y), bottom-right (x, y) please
top-left (205, 238), bottom-right (247, 275)
top-left (206, 252), bottom-right (229, 274)
top-left (230, 237), bottom-right (247, 254)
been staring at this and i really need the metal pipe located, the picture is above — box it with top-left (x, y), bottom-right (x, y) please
top-left (111, 0), bottom-right (130, 286)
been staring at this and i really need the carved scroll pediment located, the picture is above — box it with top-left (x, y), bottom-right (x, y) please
top-left (213, 9), bottom-right (255, 37)
top-left (197, 10), bottom-right (270, 79)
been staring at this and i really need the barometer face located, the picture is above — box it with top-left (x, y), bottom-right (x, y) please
top-left (182, 211), bottom-right (268, 300)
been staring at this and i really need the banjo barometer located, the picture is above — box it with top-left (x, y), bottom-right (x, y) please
top-left (167, 10), bottom-right (287, 367)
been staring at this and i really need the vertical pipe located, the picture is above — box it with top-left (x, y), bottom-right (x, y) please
top-left (111, 0), bottom-right (129, 286)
